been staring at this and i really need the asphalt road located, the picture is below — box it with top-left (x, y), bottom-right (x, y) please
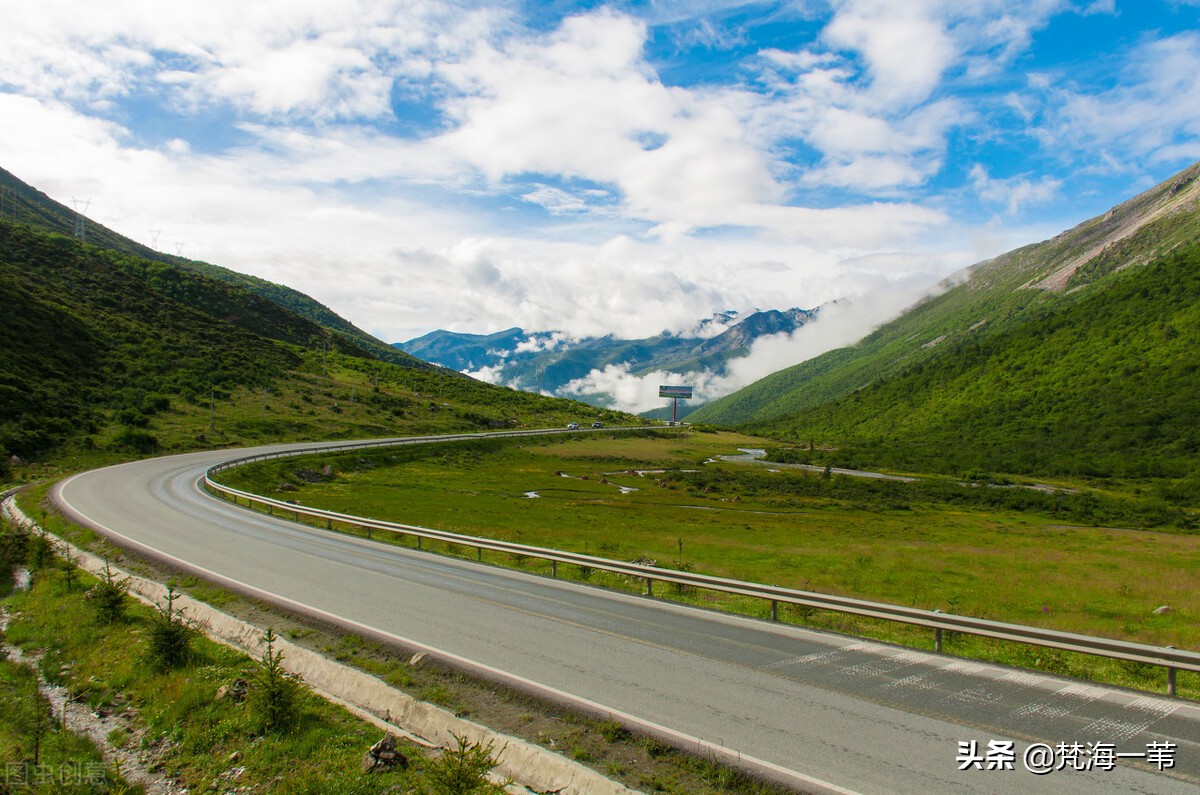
top-left (51, 437), bottom-right (1200, 794)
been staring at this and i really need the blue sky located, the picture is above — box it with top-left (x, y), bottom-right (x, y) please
top-left (1, 1), bottom-right (1198, 388)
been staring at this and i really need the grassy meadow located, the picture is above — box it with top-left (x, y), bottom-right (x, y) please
top-left (217, 429), bottom-right (1200, 697)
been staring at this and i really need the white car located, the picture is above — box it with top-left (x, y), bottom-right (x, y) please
top-left (566, 422), bottom-right (579, 430)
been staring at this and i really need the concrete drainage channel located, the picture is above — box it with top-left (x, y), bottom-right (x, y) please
top-left (3, 496), bottom-right (640, 795)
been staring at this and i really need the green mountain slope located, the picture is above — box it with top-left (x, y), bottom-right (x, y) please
top-left (1, 200), bottom-right (629, 468)
top-left (748, 242), bottom-right (1200, 480)
top-left (691, 161), bottom-right (1200, 431)
top-left (0, 221), bottom-right (300, 458)
top-left (0, 167), bottom-right (431, 370)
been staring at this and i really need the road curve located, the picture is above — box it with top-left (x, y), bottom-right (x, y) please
top-left (51, 437), bottom-right (1200, 794)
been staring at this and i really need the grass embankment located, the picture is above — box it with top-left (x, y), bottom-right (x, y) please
top-left (0, 652), bottom-right (133, 794)
top-left (216, 429), bottom-right (1200, 698)
top-left (1, 558), bottom-right (437, 793)
top-left (3, 492), bottom-right (795, 795)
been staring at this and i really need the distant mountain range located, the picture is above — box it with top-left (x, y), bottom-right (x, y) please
top-left (395, 307), bottom-right (819, 406)
top-left (690, 160), bottom-right (1200, 481)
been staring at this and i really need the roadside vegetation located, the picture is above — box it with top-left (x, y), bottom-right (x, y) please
top-left (215, 429), bottom-right (1199, 698)
top-left (0, 518), bottom-right (505, 793)
top-left (1, 505), bottom-right (794, 795)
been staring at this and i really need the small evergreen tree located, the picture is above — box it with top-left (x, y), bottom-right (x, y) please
top-left (59, 548), bottom-right (81, 591)
top-left (249, 627), bottom-right (301, 734)
top-left (89, 560), bottom-right (129, 624)
top-left (147, 587), bottom-right (192, 670)
top-left (423, 734), bottom-right (507, 795)
top-left (26, 528), bottom-right (55, 570)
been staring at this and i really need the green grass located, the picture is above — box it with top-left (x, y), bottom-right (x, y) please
top-left (1, 566), bottom-right (427, 793)
top-left (0, 654), bottom-right (135, 794)
top-left (216, 429), bottom-right (1200, 697)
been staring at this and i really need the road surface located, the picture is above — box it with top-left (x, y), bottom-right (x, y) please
top-left (51, 437), bottom-right (1200, 794)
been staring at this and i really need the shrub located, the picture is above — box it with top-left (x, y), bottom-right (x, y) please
top-left (423, 733), bottom-right (507, 795)
top-left (249, 627), bottom-right (302, 734)
top-left (147, 587), bottom-right (192, 670)
top-left (26, 528), bottom-right (56, 571)
top-left (89, 560), bottom-right (129, 624)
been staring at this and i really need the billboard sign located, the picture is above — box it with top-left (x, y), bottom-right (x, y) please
top-left (658, 385), bottom-right (693, 399)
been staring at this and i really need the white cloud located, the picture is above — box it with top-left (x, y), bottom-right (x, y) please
top-left (1044, 31), bottom-right (1200, 167)
top-left (969, 164), bottom-right (1062, 216)
top-left (823, 0), bottom-right (959, 107)
top-left (514, 332), bottom-right (575, 354)
top-left (462, 363), bottom-right (506, 384)
top-left (555, 263), bottom-right (960, 414)
top-left (1, 0), bottom-right (1183, 368)
top-left (0, 0), bottom-right (500, 120)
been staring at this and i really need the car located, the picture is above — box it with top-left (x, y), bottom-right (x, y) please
top-left (591, 421), bottom-right (603, 428)
top-left (566, 422), bottom-right (579, 430)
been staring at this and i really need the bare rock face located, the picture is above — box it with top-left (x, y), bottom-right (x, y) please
top-left (362, 733), bottom-right (407, 773)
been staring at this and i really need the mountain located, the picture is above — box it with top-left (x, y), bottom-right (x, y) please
top-left (689, 161), bottom-right (1200, 480)
top-left (399, 327), bottom-right (532, 372)
top-left (395, 307), bottom-right (818, 403)
top-left (0, 169), bottom-right (628, 467)
top-left (0, 167), bottom-right (432, 371)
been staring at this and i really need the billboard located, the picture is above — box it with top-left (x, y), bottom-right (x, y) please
top-left (658, 385), bottom-right (693, 399)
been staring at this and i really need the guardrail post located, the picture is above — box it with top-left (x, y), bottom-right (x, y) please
top-left (267, 504), bottom-right (272, 516)
top-left (417, 536), bottom-right (422, 550)
top-left (1168, 666), bottom-right (1177, 697)
top-left (326, 519), bottom-right (332, 530)
top-left (771, 600), bottom-right (778, 621)
top-left (552, 560), bottom-right (557, 578)
top-left (935, 628), bottom-right (943, 653)
top-left (645, 577), bottom-right (653, 597)
top-left (477, 547), bottom-right (482, 562)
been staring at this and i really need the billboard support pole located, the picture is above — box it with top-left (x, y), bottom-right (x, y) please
top-left (659, 385), bottom-right (692, 425)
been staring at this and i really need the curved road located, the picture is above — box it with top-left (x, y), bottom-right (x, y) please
top-left (52, 437), bottom-right (1200, 794)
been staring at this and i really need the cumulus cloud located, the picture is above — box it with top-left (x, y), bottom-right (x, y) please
top-left (0, 0), bottom-right (499, 120)
top-left (1, 0), bottom-right (1189, 358)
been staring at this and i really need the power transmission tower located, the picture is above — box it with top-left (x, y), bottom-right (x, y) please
top-left (71, 197), bottom-right (92, 240)
top-left (150, 229), bottom-right (161, 250)
top-left (175, 242), bottom-right (185, 258)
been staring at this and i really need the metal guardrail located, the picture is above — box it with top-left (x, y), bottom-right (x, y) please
top-left (203, 427), bottom-right (1200, 696)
